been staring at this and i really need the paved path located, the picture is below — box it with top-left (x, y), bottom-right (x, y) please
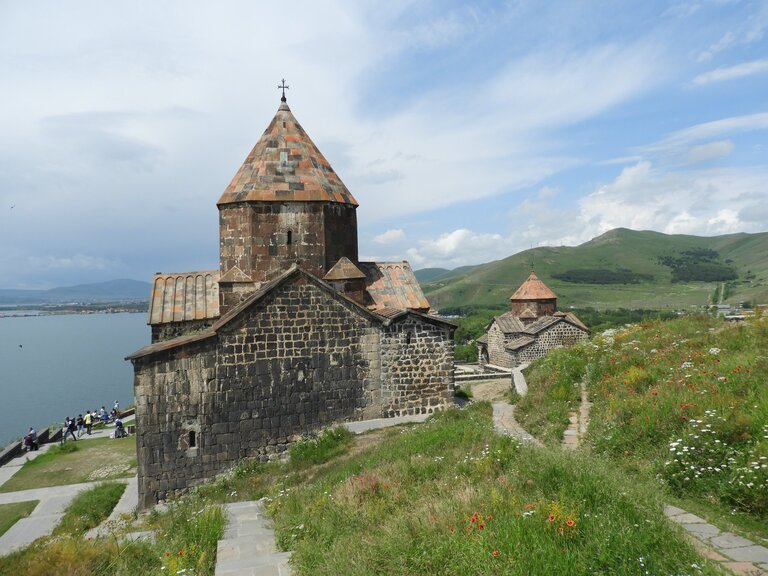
top-left (558, 377), bottom-right (768, 575)
top-left (0, 480), bottom-right (103, 554)
top-left (562, 381), bottom-right (590, 450)
top-left (665, 505), bottom-right (768, 575)
top-left (343, 413), bottom-right (429, 434)
top-left (491, 402), bottom-right (542, 446)
top-left (84, 475), bottom-right (139, 539)
top-left (215, 500), bottom-right (291, 576)
top-left (0, 417), bottom-right (137, 556)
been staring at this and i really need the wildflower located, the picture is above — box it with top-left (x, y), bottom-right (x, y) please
top-left (492, 550), bottom-right (500, 557)
top-left (566, 519), bottom-right (575, 527)
top-left (548, 514), bottom-right (556, 522)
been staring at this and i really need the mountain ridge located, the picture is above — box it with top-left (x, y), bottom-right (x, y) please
top-left (0, 279), bottom-right (151, 305)
top-left (419, 228), bottom-right (768, 311)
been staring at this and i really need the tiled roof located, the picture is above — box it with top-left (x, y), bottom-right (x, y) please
top-left (494, 312), bottom-right (525, 334)
top-left (217, 100), bottom-right (358, 207)
top-left (505, 336), bottom-right (535, 351)
top-left (510, 272), bottom-right (557, 301)
top-left (476, 334), bottom-right (488, 345)
top-left (373, 307), bottom-right (409, 320)
top-left (324, 257), bottom-right (366, 281)
top-left (555, 311), bottom-right (589, 332)
top-left (359, 261), bottom-right (431, 312)
top-left (148, 271), bottom-right (220, 325)
top-left (521, 315), bottom-right (561, 335)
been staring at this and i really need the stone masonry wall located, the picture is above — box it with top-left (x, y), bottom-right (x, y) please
top-left (133, 338), bottom-right (217, 509)
top-left (133, 274), bottom-right (384, 508)
top-left (151, 319), bottom-right (215, 343)
top-left (380, 317), bottom-right (454, 417)
top-left (322, 203), bottom-right (358, 272)
top-left (486, 322), bottom-right (513, 369)
top-left (212, 276), bottom-right (382, 463)
top-left (509, 322), bottom-right (587, 367)
top-left (219, 203), bottom-right (357, 284)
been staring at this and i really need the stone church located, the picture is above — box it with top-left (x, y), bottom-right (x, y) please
top-left (477, 272), bottom-right (588, 369)
top-left (127, 93), bottom-right (455, 509)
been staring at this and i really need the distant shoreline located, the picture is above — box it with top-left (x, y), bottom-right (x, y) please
top-left (0, 304), bottom-right (148, 318)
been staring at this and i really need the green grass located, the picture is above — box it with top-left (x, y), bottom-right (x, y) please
top-left (0, 487), bottom-right (225, 576)
top-left (515, 347), bottom-right (586, 445)
top-left (0, 501), bottom-right (38, 537)
top-left (518, 313), bottom-right (768, 540)
top-left (267, 404), bottom-right (721, 575)
top-left (287, 427), bottom-right (354, 469)
top-left (54, 482), bottom-right (126, 535)
top-left (0, 437), bottom-right (137, 492)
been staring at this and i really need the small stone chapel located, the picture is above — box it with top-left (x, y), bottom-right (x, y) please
top-left (127, 90), bottom-right (455, 508)
top-left (476, 272), bottom-right (588, 369)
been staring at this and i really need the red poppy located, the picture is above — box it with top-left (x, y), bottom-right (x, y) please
top-left (548, 514), bottom-right (556, 522)
top-left (492, 550), bottom-right (500, 557)
top-left (566, 519), bottom-right (575, 527)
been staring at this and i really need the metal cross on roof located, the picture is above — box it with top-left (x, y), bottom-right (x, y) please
top-left (278, 78), bottom-right (289, 102)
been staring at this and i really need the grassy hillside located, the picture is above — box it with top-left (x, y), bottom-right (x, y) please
top-left (516, 314), bottom-right (768, 537)
top-left (422, 228), bottom-right (768, 311)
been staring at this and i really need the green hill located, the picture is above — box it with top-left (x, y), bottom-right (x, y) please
top-left (421, 228), bottom-right (768, 311)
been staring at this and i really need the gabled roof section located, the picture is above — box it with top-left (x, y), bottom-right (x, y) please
top-left (521, 315), bottom-right (561, 335)
top-left (493, 312), bottom-right (525, 334)
top-left (213, 264), bottom-right (383, 331)
top-left (476, 333), bottom-right (488, 345)
top-left (126, 329), bottom-right (216, 360)
top-left (510, 272), bottom-right (557, 301)
top-left (359, 261), bottom-right (431, 312)
top-left (217, 100), bottom-right (358, 207)
top-left (130, 265), bottom-right (454, 361)
top-left (148, 271), bottom-right (220, 326)
top-left (323, 257), bottom-right (366, 281)
top-left (555, 311), bottom-right (590, 332)
top-left (505, 336), bottom-right (535, 351)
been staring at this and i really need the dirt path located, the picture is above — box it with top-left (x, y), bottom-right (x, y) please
top-left (469, 379), bottom-right (513, 402)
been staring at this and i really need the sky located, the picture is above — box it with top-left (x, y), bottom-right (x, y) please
top-left (0, 0), bottom-right (767, 289)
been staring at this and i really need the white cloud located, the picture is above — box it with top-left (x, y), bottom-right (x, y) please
top-left (577, 161), bottom-right (767, 237)
top-left (643, 113), bottom-right (768, 157)
top-left (685, 140), bottom-right (734, 163)
top-left (406, 229), bottom-right (509, 268)
top-left (373, 228), bottom-right (405, 244)
top-left (693, 58), bottom-right (768, 85)
top-left (697, 4), bottom-right (768, 62)
top-left (405, 157), bottom-right (768, 270)
top-left (27, 254), bottom-right (112, 272)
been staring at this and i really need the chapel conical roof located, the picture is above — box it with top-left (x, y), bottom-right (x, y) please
top-left (510, 272), bottom-right (557, 301)
top-left (217, 99), bottom-right (358, 206)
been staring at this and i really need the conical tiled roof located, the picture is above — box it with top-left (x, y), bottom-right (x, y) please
top-left (217, 100), bottom-right (358, 206)
top-left (510, 272), bottom-right (557, 301)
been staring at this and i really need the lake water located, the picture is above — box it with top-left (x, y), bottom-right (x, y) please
top-left (0, 313), bottom-right (150, 446)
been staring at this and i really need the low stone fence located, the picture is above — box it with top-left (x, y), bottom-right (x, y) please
top-left (0, 427), bottom-right (53, 466)
top-left (455, 371), bottom-right (512, 382)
